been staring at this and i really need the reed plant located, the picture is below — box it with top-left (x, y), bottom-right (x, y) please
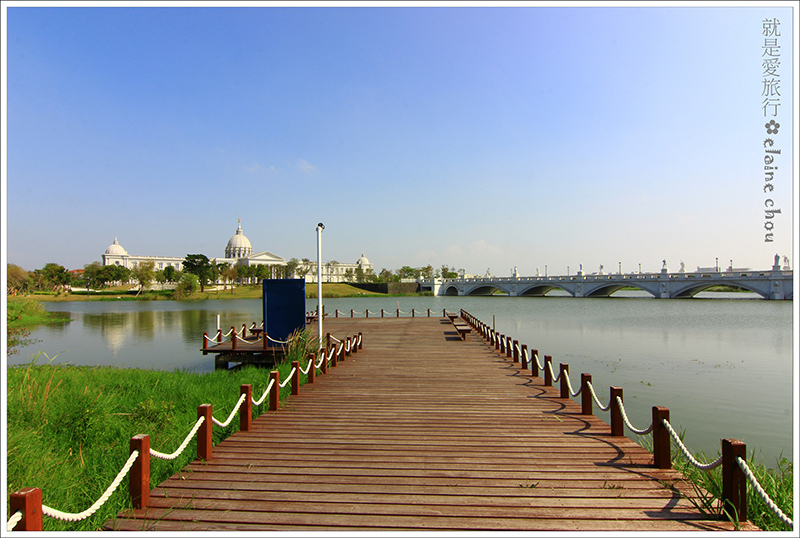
top-left (6, 339), bottom-right (319, 531)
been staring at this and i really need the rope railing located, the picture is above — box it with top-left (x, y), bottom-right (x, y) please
top-left (662, 418), bottom-right (722, 471)
top-left (586, 380), bottom-right (612, 411)
top-left (616, 396), bottom-right (654, 435)
top-left (737, 456), bottom-right (794, 528)
top-left (8, 329), bottom-right (363, 532)
top-left (211, 393), bottom-right (248, 428)
top-left (7, 450), bottom-right (141, 529)
top-left (459, 309), bottom-right (789, 529)
top-left (150, 416), bottom-right (206, 460)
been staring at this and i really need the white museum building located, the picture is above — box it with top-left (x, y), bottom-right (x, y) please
top-left (101, 220), bottom-right (373, 284)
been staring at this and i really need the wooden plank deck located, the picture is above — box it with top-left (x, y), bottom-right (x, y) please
top-left (107, 317), bottom-right (755, 531)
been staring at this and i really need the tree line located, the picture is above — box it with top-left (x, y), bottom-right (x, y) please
top-left (6, 258), bottom-right (463, 297)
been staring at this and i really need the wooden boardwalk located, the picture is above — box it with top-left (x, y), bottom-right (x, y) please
top-left (107, 317), bottom-right (755, 531)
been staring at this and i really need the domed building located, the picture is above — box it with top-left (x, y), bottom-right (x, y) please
top-left (102, 237), bottom-right (184, 271)
top-left (101, 219), bottom-right (372, 284)
top-left (214, 219), bottom-right (286, 274)
top-left (224, 221), bottom-right (253, 259)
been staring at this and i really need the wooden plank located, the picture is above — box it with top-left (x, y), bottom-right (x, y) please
top-left (106, 317), bottom-right (757, 531)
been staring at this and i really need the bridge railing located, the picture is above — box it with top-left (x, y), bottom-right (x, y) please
top-left (6, 332), bottom-right (364, 532)
top-left (458, 309), bottom-right (792, 530)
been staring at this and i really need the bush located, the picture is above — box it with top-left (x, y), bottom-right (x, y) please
top-left (173, 273), bottom-right (200, 298)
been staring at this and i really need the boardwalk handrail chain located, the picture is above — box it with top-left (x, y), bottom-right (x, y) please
top-left (210, 393), bottom-right (248, 429)
top-left (585, 381), bottom-right (613, 411)
top-left (737, 456), bottom-right (794, 528)
top-left (616, 396), bottom-right (654, 435)
top-left (266, 334), bottom-right (294, 345)
top-left (299, 356), bottom-right (313, 375)
top-left (150, 416), bottom-right (206, 460)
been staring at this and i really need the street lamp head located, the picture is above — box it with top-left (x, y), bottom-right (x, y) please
top-left (317, 223), bottom-right (325, 230)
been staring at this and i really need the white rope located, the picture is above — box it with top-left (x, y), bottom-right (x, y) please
top-left (615, 396), bottom-right (653, 435)
top-left (150, 416), bottom-right (206, 460)
top-left (252, 379), bottom-right (274, 406)
top-left (330, 335), bottom-right (342, 343)
top-left (662, 419), bottom-right (723, 471)
top-left (40, 450), bottom-right (139, 522)
top-left (532, 351), bottom-right (544, 371)
top-left (315, 354), bottom-right (325, 369)
top-left (279, 368), bottom-right (296, 388)
top-left (266, 334), bottom-right (293, 344)
top-left (547, 361), bottom-right (559, 382)
top-left (211, 393), bottom-right (247, 428)
top-left (586, 381), bottom-right (612, 411)
top-left (563, 371), bottom-right (582, 398)
top-left (299, 357), bottom-right (312, 375)
top-left (736, 456), bottom-right (794, 529)
top-left (6, 511), bottom-right (22, 532)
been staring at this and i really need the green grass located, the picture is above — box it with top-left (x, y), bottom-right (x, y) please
top-left (6, 328), bottom-right (319, 532)
top-left (6, 299), bottom-right (71, 355)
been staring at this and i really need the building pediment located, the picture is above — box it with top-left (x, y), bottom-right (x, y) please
top-left (246, 251), bottom-right (286, 264)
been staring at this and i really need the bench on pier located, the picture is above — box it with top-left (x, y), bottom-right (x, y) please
top-left (445, 311), bottom-right (459, 322)
top-left (453, 323), bottom-right (471, 340)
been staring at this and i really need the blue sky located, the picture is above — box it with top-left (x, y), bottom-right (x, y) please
top-left (3, 2), bottom-right (797, 276)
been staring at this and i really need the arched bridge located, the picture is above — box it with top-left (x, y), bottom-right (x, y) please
top-left (419, 267), bottom-right (793, 300)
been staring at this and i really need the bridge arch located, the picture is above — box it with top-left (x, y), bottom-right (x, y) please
top-left (442, 285), bottom-right (460, 296)
top-left (670, 282), bottom-right (769, 299)
top-left (584, 283), bottom-right (656, 298)
top-left (518, 284), bottom-right (574, 297)
top-left (465, 285), bottom-right (509, 296)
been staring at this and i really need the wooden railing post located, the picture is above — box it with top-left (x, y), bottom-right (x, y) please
top-left (269, 371), bottom-right (280, 411)
top-left (9, 487), bottom-right (43, 531)
top-left (581, 374), bottom-right (592, 415)
top-left (345, 337), bottom-right (351, 357)
top-left (216, 328), bottom-right (222, 343)
top-left (326, 333), bottom-right (331, 351)
top-left (320, 348), bottom-right (328, 374)
top-left (610, 387), bottom-right (624, 436)
top-left (531, 349), bottom-right (539, 377)
top-left (722, 439), bottom-right (748, 523)
top-left (308, 353), bottom-right (316, 383)
top-left (263, 331), bottom-right (268, 349)
top-left (512, 340), bottom-right (519, 362)
top-left (495, 332), bottom-right (501, 350)
top-left (231, 327), bottom-right (237, 351)
top-left (396, 307), bottom-right (400, 318)
top-left (559, 363), bottom-right (569, 399)
top-left (331, 345), bottom-right (338, 367)
top-left (544, 356), bottom-right (553, 386)
top-left (365, 308), bottom-right (369, 318)
top-left (652, 407), bottom-right (671, 469)
top-left (358, 332), bottom-right (363, 350)
top-left (506, 337), bottom-right (512, 358)
top-left (291, 361), bottom-right (300, 395)
top-left (197, 404), bottom-right (213, 460)
top-left (240, 385), bottom-right (252, 432)
top-left (203, 332), bottom-right (208, 351)
top-left (521, 344), bottom-right (528, 369)
top-left (130, 434), bottom-right (150, 509)
top-left (350, 309), bottom-right (354, 318)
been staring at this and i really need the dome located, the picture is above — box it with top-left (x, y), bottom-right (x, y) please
top-left (356, 253), bottom-right (370, 266)
top-left (105, 238), bottom-right (128, 256)
top-left (225, 220), bottom-right (253, 258)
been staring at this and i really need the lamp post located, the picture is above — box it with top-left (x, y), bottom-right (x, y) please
top-left (316, 223), bottom-right (325, 345)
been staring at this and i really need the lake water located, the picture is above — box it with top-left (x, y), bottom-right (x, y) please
top-left (9, 293), bottom-right (795, 467)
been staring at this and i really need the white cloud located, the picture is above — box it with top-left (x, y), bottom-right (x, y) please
top-left (243, 163), bottom-right (262, 172)
top-left (297, 158), bottom-right (317, 174)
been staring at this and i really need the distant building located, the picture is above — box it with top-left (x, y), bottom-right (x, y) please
top-left (101, 219), bottom-right (372, 283)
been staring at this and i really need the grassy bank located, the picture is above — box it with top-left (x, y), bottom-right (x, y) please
top-left (6, 331), bottom-right (316, 532)
top-left (11, 282), bottom-right (412, 302)
top-left (6, 299), bottom-right (71, 355)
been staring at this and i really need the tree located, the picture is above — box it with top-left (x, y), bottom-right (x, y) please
top-left (132, 260), bottom-right (156, 296)
top-left (182, 254), bottom-right (215, 292)
top-left (7, 264), bottom-right (30, 295)
top-left (174, 273), bottom-right (200, 298)
top-left (397, 266), bottom-right (416, 280)
top-left (36, 263), bottom-right (71, 292)
top-left (285, 258), bottom-right (300, 279)
top-left (163, 265), bottom-right (178, 284)
top-left (419, 264), bottom-right (435, 279)
top-left (220, 264), bottom-right (238, 292)
top-left (82, 262), bottom-right (105, 291)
